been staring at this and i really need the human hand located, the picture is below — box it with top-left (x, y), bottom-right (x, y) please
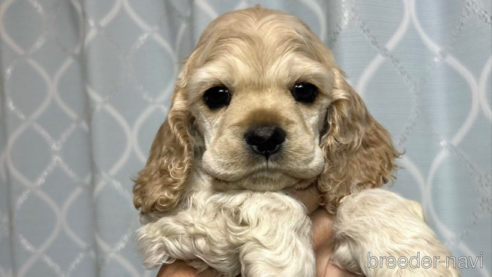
top-left (292, 186), bottom-right (357, 277)
top-left (156, 260), bottom-right (216, 277)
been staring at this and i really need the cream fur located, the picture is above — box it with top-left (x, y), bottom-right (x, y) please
top-left (137, 168), bottom-right (315, 276)
top-left (331, 189), bottom-right (461, 277)
top-left (132, 6), bottom-right (455, 277)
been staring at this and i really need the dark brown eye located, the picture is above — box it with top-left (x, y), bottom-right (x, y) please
top-left (203, 86), bottom-right (231, 109)
top-left (291, 82), bottom-right (318, 103)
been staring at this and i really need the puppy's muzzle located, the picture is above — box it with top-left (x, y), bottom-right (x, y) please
top-left (244, 125), bottom-right (286, 158)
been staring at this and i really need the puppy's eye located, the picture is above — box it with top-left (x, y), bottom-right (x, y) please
top-left (203, 86), bottom-right (231, 109)
top-left (291, 82), bottom-right (318, 103)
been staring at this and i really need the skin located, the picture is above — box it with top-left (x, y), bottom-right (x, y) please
top-left (156, 186), bottom-right (357, 277)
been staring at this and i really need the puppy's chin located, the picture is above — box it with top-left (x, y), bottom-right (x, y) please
top-left (211, 172), bottom-right (315, 191)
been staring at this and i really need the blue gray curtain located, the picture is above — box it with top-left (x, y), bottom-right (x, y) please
top-left (0, 0), bottom-right (490, 276)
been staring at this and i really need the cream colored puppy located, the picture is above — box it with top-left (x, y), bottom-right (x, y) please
top-left (133, 5), bottom-right (403, 277)
top-left (331, 189), bottom-right (461, 277)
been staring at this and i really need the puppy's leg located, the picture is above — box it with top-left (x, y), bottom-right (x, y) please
top-left (136, 206), bottom-right (241, 276)
top-left (330, 241), bottom-right (364, 276)
top-left (137, 191), bottom-right (315, 277)
top-left (230, 193), bottom-right (315, 277)
top-left (331, 189), bottom-right (461, 277)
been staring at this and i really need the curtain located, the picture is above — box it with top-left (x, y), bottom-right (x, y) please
top-left (0, 0), bottom-right (490, 276)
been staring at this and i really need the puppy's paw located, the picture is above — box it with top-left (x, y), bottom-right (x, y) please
top-left (136, 217), bottom-right (191, 268)
top-left (240, 245), bottom-right (315, 277)
top-left (330, 242), bottom-right (363, 276)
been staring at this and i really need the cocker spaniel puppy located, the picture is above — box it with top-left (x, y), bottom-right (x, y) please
top-left (332, 189), bottom-right (461, 277)
top-left (133, 6), bottom-right (400, 277)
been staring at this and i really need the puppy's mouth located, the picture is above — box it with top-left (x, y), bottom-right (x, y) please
top-left (201, 142), bottom-right (325, 190)
top-left (205, 166), bottom-right (319, 191)
top-left (205, 166), bottom-right (316, 183)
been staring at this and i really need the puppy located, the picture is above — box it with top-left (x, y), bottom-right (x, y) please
top-left (133, 6), bottom-right (400, 276)
top-left (331, 189), bottom-right (461, 277)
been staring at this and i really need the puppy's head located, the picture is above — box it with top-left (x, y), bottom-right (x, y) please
top-left (134, 7), bottom-right (400, 215)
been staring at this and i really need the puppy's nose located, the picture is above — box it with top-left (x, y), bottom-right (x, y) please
top-left (244, 125), bottom-right (286, 157)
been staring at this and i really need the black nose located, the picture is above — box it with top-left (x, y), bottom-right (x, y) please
top-left (244, 125), bottom-right (286, 158)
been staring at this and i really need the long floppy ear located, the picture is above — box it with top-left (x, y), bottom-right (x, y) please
top-left (318, 68), bottom-right (401, 214)
top-left (133, 76), bottom-right (194, 216)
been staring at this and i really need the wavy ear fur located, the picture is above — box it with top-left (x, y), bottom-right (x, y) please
top-left (318, 68), bottom-right (401, 214)
top-left (133, 76), bottom-right (194, 216)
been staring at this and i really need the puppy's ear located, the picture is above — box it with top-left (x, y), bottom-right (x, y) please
top-left (318, 68), bottom-right (401, 214)
top-left (133, 74), bottom-right (194, 216)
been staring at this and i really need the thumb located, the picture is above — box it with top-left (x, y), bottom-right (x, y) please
top-left (310, 209), bottom-right (335, 251)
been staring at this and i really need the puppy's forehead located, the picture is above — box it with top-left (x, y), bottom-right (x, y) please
top-left (186, 11), bottom-right (333, 96)
top-left (183, 8), bottom-right (338, 106)
top-left (201, 12), bottom-right (317, 66)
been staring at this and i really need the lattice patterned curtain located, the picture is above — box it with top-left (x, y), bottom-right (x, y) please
top-left (0, 0), bottom-right (490, 276)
